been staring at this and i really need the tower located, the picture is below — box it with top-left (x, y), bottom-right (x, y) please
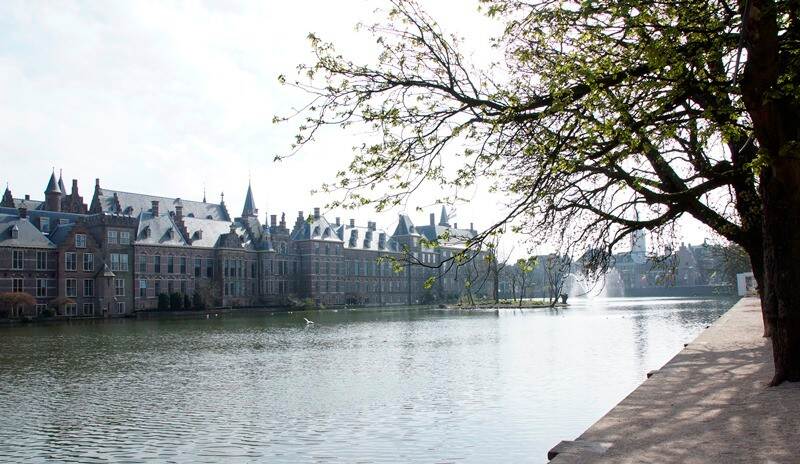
top-left (1, 185), bottom-right (13, 208)
top-left (44, 171), bottom-right (62, 212)
top-left (438, 205), bottom-right (450, 227)
top-left (241, 182), bottom-right (258, 218)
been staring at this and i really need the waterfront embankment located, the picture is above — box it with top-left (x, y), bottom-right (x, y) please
top-left (547, 297), bottom-right (800, 463)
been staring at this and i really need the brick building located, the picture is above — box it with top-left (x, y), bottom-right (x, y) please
top-left (0, 171), bottom-right (484, 318)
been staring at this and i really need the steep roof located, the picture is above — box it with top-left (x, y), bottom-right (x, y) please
top-left (45, 172), bottom-right (60, 194)
top-left (57, 171), bottom-right (67, 195)
top-left (241, 184), bottom-right (257, 217)
top-left (134, 212), bottom-right (188, 247)
top-left (182, 216), bottom-right (240, 248)
top-left (340, 224), bottom-right (401, 253)
top-left (93, 188), bottom-right (230, 221)
top-left (392, 214), bottom-right (420, 237)
top-left (0, 214), bottom-right (55, 249)
top-left (439, 205), bottom-right (450, 226)
top-left (12, 198), bottom-right (44, 210)
top-left (290, 214), bottom-right (343, 242)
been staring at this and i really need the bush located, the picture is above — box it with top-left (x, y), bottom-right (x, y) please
top-left (183, 293), bottom-right (192, 310)
top-left (192, 292), bottom-right (206, 311)
top-left (157, 293), bottom-right (170, 311)
top-left (169, 292), bottom-right (183, 311)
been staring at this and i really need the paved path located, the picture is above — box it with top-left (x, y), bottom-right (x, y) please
top-left (548, 297), bottom-right (800, 464)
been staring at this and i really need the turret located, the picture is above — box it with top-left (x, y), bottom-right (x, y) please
top-left (44, 171), bottom-right (62, 212)
top-left (1, 185), bottom-right (13, 208)
top-left (241, 182), bottom-right (258, 218)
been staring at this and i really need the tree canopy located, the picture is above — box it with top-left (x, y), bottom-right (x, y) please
top-left (281, 0), bottom-right (800, 383)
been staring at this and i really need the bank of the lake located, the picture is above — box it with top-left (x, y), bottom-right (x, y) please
top-left (548, 297), bottom-right (800, 464)
top-left (0, 297), bottom-right (734, 463)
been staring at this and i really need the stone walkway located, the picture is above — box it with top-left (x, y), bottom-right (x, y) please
top-left (548, 297), bottom-right (800, 464)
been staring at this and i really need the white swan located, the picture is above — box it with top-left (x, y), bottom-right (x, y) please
top-left (304, 317), bottom-right (314, 324)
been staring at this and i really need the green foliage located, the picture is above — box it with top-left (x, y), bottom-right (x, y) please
top-left (192, 292), bottom-right (206, 311)
top-left (157, 293), bottom-right (170, 311)
top-left (280, 0), bottom-right (786, 278)
top-left (168, 293), bottom-right (182, 311)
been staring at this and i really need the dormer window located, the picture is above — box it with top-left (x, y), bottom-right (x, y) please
top-left (141, 226), bottom-right (150, 238)
top-left (193, 230), bottom-right (203, 240)
top-left (187, 213), bottom-right (195, 218)
top-left (206, 215), bottom-right (213, 219)
top-left (10, 224), bottom-right (19, 239)
top-left (166, 229), bottom-right (174, 239)
top-left (123, 206), bottom-right (133, 215)
top-left (313, 226), bottom-right (320, 237)
top-left (40, 217), bottom-right (50, 233)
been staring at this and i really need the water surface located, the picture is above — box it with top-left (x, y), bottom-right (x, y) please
top-left (0, 297), bottom-right (734, 463)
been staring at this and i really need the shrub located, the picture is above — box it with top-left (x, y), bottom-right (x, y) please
top-left (183, 293), bottom-right (192, 310)
top-left (169, 292), bottom-right (183, 311)
top-left (192, 292), bottom-right (205, 311)
top-left (157, 293), bottom-right (170, 311)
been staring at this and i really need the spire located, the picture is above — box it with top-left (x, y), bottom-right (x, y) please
top-left (45, 171), bottom-right (60, 194)
top-left (1, 185), bottom-right (13, 207)
top-left (57, 169), bottom-right (66, 195)
top-left (438, 205), bottom-right (450, 227)
top-left (241, 181), bottom-right (257, 217)
top-left (202, 184), bottom-right (206, 203)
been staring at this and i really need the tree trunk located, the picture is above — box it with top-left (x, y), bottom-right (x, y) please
top-left (761, 158), bottom-right (800, 384)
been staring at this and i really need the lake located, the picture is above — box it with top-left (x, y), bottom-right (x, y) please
top-left (0, 297), bottom-right (735, 463)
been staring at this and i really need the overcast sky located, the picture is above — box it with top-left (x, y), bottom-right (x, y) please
top-left (0, 0), bottom-right (713, 256)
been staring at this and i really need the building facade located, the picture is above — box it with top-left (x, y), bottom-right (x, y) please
top-left (0, 171), bottom-right (481, 318)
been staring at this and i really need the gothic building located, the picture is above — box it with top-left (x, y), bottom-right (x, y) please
top-left (0, 172), bottom-right (481, 318)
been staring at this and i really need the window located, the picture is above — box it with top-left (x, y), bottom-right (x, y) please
top-left (40, 217), bottom-right (50, 233)
top-left (180, 257), bottom-right (187, 274)
top-left (12, 250), bottom-right (23, 270)
top-left (180, 280), bottom-right (186, 294)
top-left (65, 303), bottom-right (78, 317)
top-left (206, 259), bottom-right (214, 278)
top-left (167, 256), bottom-right (174, 274)
top-left (82, 303), bottom-right (94, 316)
top-left (115, 302), bottom-right (125, 314)
top-left (12, 278), bottom-right (22, 293)
top-left (75, 234), bottom-right (86, 248)
top-left (36, 304), bottom-right (46, 315)
top-left (154, 255), bottom-right (161, 273)
top-left (66, 278), bottom-right (77, 297)
top-left (36, 279), bottom-right (47, 297)
top-left (83, 253), bottom-right (94, 272)
top-left (107, 230), bottom-right (118, 244)
top-left (115, 278), bottom-right (125, 297)
top-left (36, 251), bottom-right (47, 270)
top-left (65, 252), bottom-right (76, 271)
top-left (138, 255), bottom-right (147, 273)
top-left (110, 253), bottom-right (128, 271)
top-left (154, 280), bottom-right (161, 295)
top-left (194, 258), bottom-right (201, 277)
top-left (119, 231), bottom-right (130, 245)
top-left (83, 279), bottom-right (94, 297)
top-left (139, 279), bottom-right (147, 298)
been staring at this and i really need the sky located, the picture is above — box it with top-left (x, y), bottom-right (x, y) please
top-left (0, 0), bottom-right (714, 258)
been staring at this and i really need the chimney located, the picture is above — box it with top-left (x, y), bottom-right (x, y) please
top-left (175, 205), bottom-right (183, 220)
top-left (151, 200), bottom-right (159, 216)
top-left (335, 217), bottom-right (340, 226)
top-left (313, 207), bottom-right (320, 219)
top-left (70, 179), bottom-right (78, 195)
top-left (24, 194), bottom-right (30, 200)
top-left (270, 214), bottom-right (277, 227)
top-left (95, 178), bottom-right (100, 188)
top-left (18, 207), bottom-right (27, 219)
top-left (349, 219), bottom-right (355, 227)
top-left (430, 213), bottom-right (435, 226)
top-left (379, 232), bottom-right (386, 249)
top-left (454, 222), bottom-right (458, 229)
top-left (298, 210), bottom-right (303, 218)
top-left (470, 222), bottom-right (474, 231)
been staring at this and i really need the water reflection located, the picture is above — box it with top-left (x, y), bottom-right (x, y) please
top-left (0, 297), bottom-right (734, 463)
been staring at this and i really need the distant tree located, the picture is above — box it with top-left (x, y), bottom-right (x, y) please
top-left (169, 293), bottom-right (183, 311)
top-left (516, 257), bottom-right (537, 308)
top-left (545, 254), bottom-right (572, 307)
top-left (485, 233), bottom-right (512, 303)
top-left (282, 0), bottom-right (800, 384)
top-left (157, 293), bottom-right (170, 311)
top-left (48, 296), bottom-right (75, 316)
